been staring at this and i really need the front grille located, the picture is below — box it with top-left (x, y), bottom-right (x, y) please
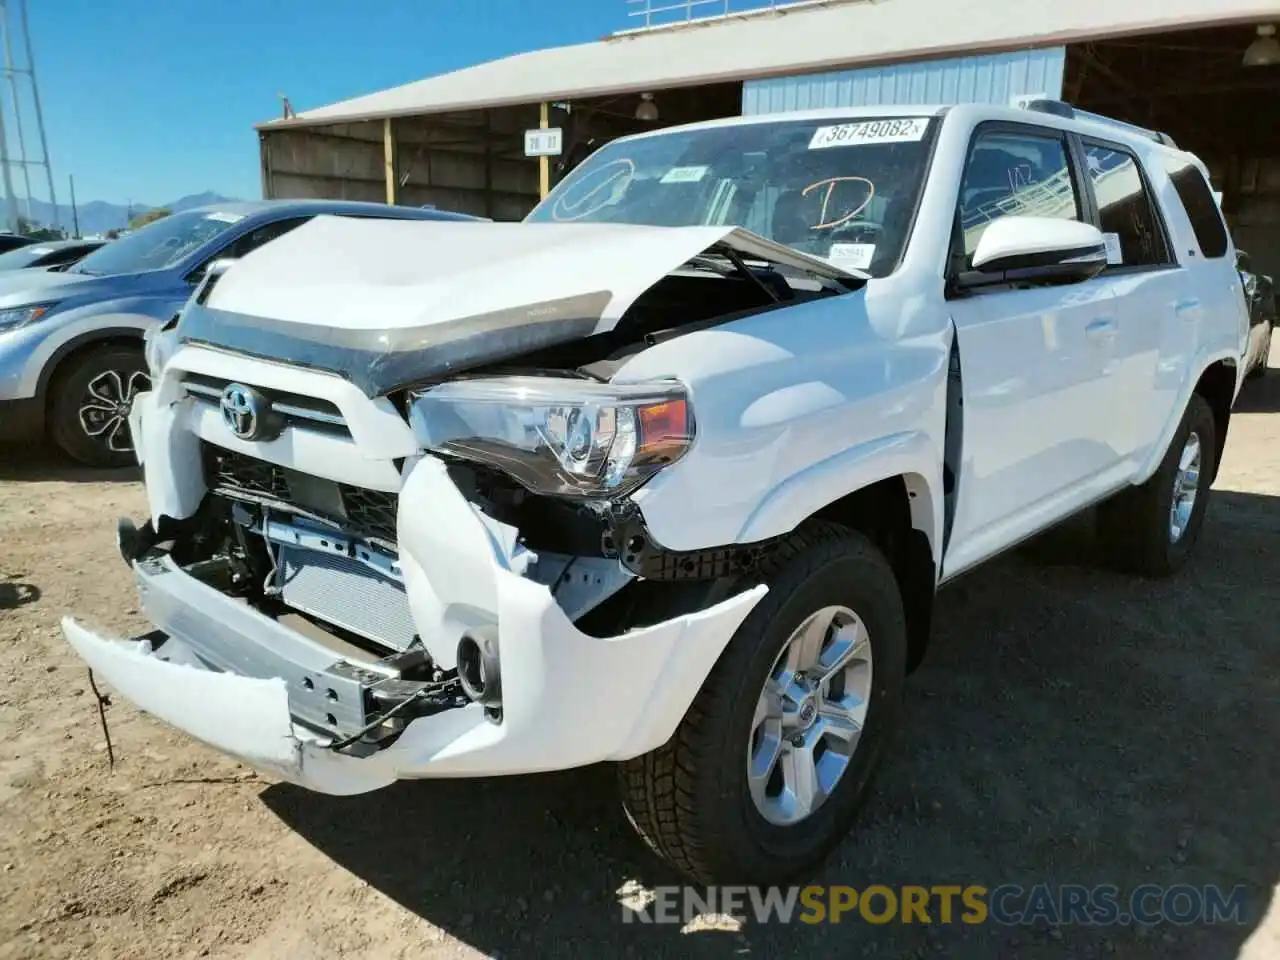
top-left (183, 373), bottom-right (349, 437)
top-left (203, 444), bottom-right (399, 544)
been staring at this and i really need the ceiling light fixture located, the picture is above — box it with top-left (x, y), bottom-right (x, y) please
top-left (635, 92), bottom-right (659, 121)
top-left (1243, 24), bottom-right (1280, 67)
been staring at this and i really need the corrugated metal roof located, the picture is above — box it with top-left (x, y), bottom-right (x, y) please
top-left (260, 0), bottom-right (1280, 129)
top-left (742, 48), bottom-right (1066, 113)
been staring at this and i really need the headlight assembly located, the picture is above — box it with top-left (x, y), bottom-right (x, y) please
top-left (408, 376), bottom-right (694, 498)
top-left (0, 302), bottom-right (58, 333)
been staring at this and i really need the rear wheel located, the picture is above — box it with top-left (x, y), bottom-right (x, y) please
top-left (1097, 393), bottom-right (1216, 577)
top-left (48, 345), bottom-right (150, 468)
top-left (618, 524), bottom-right (907, 884)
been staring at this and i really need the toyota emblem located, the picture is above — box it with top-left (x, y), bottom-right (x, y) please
top-left (220, 382), bottom-right (264, 440)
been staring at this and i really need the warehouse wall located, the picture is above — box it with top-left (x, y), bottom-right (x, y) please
top-left (259, 107), bottom-right (541, 220)
top-left (741, 48), bottom-right (1066, 114)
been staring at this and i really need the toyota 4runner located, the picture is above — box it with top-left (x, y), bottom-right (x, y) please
top-left (61, 100), bottom-right (1248, 883)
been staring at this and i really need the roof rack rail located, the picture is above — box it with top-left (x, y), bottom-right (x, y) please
top-left (1016, 98), bottom-right (1178, 149)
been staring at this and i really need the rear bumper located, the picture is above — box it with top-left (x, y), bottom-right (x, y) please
top-left (62, 463), bottom-right (766, 793)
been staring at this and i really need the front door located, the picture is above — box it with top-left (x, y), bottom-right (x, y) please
top-left (943, 124), bottom-right (1122, 578)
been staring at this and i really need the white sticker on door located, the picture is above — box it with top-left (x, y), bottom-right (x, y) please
top-left (660, 165), bottom-right (709, 184)
top-left (827, 242), bottom-right (876, 270)
top-left (808, 118), bottom-right (929, 149)
top-left (1103, 232), bottom-right (1123, 265)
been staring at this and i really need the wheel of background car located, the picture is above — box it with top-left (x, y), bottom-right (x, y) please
top-left (1096, 393), bottom-right (1216, 577)
top-left (618, 522), bottom-right (907, 883)
top-left (48, 345), bottom-right (150, 468)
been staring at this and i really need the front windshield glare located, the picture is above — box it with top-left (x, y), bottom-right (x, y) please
top-left (525, 116), bottom-right (936, 277)
top-left (73, 210), bottom-right (244, 276)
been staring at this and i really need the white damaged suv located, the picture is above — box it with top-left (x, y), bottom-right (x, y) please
top-left (63, 101), bottom-right (1247, 883)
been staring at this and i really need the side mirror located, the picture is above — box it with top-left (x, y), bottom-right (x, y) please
top-left (963, 217), bottom-right (1108, 289)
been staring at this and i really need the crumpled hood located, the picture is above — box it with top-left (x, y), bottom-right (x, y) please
top-left (180, 215), bottom-right (857, 395)
top-left (204, 214), bottom-right (856, 332)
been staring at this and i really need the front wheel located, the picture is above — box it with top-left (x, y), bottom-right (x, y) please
top-left (619, 524), bottom-right (907, 884)
top-left (1097, 393), bottom-right (1216, 577)
top-left (48, 346), bottom-right (150, 468)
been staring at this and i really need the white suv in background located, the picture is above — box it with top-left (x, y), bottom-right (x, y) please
top-left (63, 100), bottom-right (1246, 884)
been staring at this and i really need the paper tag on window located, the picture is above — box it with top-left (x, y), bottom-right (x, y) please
top-left (1103, 232), bottom-right (1123, 265)
top-left (809, 118), bottom-right (929, 149)
top-left (827, 242), bottom-right (876, 270)
top-left (204, 212), bottom-right (246, 224)
top-left (660, 165), bottom-right (708, 184)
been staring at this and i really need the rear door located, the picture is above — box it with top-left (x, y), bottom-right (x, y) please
top-left (1072, 136), bottom-right (1180, 468)
top-left (943, 122), bottom-right (1122, 576)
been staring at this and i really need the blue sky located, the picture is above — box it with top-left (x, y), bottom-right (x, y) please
top-left (30, 0), bottom-right (628, 206)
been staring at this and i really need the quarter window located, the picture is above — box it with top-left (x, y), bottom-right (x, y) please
top-left (1080, 144), bottom-right (1169, 268)
top-left (1162, 157), bottom-right (1229, 259)
top-left (957, 130), bottom-right (1082, 264)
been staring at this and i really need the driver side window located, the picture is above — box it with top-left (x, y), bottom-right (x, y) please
top-left (957, 129), bottom-right (1082, 266)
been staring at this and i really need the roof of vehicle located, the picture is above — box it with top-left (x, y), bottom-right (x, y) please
top-left (258, 0), bottom-right (1275, 129)
top-left (177, 198), bottom-right (480, 222)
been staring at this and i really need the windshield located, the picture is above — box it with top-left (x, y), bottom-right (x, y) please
top-left (0, 244), bottom-right (52, 270)
top-left (525, 116), bottom-right (937, 277)
top-left (72, 210), bottom-right (244, 276)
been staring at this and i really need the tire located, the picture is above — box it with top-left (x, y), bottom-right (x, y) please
top-left (619, 522), bottom-right (908, 884)
top-left (1096, 393), bottom-right (1216, 577)
top-left (48, 345), bottom-right (150, 468)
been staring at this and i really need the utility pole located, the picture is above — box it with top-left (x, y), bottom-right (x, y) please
top-left (0, 6), bottom-right (30, 221)
top-left (16, 0), bottom-right (53, 226)
top-left (68, 173), bottom-right (78, 238)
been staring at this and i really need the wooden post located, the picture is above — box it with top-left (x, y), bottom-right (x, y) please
top-left (538, 102), bottom-right (550, 200)
top-left (384, 117), bottom-right (397, 205)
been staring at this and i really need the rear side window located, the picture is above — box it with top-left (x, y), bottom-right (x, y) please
top-left (1080, 143), bottom-right (1169, 268)
top-left (1162, 158), bottom-right (1229, 259)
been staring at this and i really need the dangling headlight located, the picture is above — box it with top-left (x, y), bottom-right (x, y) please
top-left (407, 376), bottom-right (694, 498)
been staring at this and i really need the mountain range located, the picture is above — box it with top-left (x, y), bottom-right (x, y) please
top-left (13, 190), bottom-right (242, 237)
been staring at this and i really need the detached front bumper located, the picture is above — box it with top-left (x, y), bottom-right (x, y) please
top-left (62, 458), bottom-right (766, 795)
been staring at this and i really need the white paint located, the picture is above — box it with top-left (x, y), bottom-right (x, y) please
top-left (205, 217), bottom-right (855, 336)
top-left (62, 101), bottom-right (1250, 795)
top-left (808, 117), bottom-right (929, 149)
top-left (523, 127), bottom-right (563, 157)
top-left (970, 216), bottom-right (1105, 270)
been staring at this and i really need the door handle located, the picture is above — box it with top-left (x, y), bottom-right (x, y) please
top-left (1086, 318), bottom-right (1118, 341)
top-left (1174, 298), bottom-right (1201, 320)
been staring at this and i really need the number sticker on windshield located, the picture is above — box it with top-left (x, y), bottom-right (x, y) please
top-left (660, 165), bottom-right (708, 184)
top-left (827, 242), bottom-right (877, 270)
top-left (204, 212), bottom-right (246, 224)
top-left (808, 118), bottom-right (929, 149)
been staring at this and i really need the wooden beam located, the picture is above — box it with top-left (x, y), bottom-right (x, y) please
top-left (538, 102), bottom-right (550, 200)
top-left (383, 117), bottom-right (397, 205)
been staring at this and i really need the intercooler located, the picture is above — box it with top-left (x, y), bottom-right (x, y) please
top-left (275, 542), bottom-right (419, 653)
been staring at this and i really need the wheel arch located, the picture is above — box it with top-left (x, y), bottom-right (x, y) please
top-left (1192, 358), bottom-right (1236, 483)
top-left (37, 327), bottom-right (146, 407)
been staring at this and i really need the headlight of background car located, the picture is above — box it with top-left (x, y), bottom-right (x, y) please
top-left (408, 376), bottom-right (694, 498)
top-left (0, 302), bottom-right (57, 333)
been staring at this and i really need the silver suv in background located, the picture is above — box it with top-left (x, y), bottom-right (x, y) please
top-left (0, 199), bottom-right (478, 467)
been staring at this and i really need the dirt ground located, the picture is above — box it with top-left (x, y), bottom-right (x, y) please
top-left (1, 355), bottom-right (1279, 960)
